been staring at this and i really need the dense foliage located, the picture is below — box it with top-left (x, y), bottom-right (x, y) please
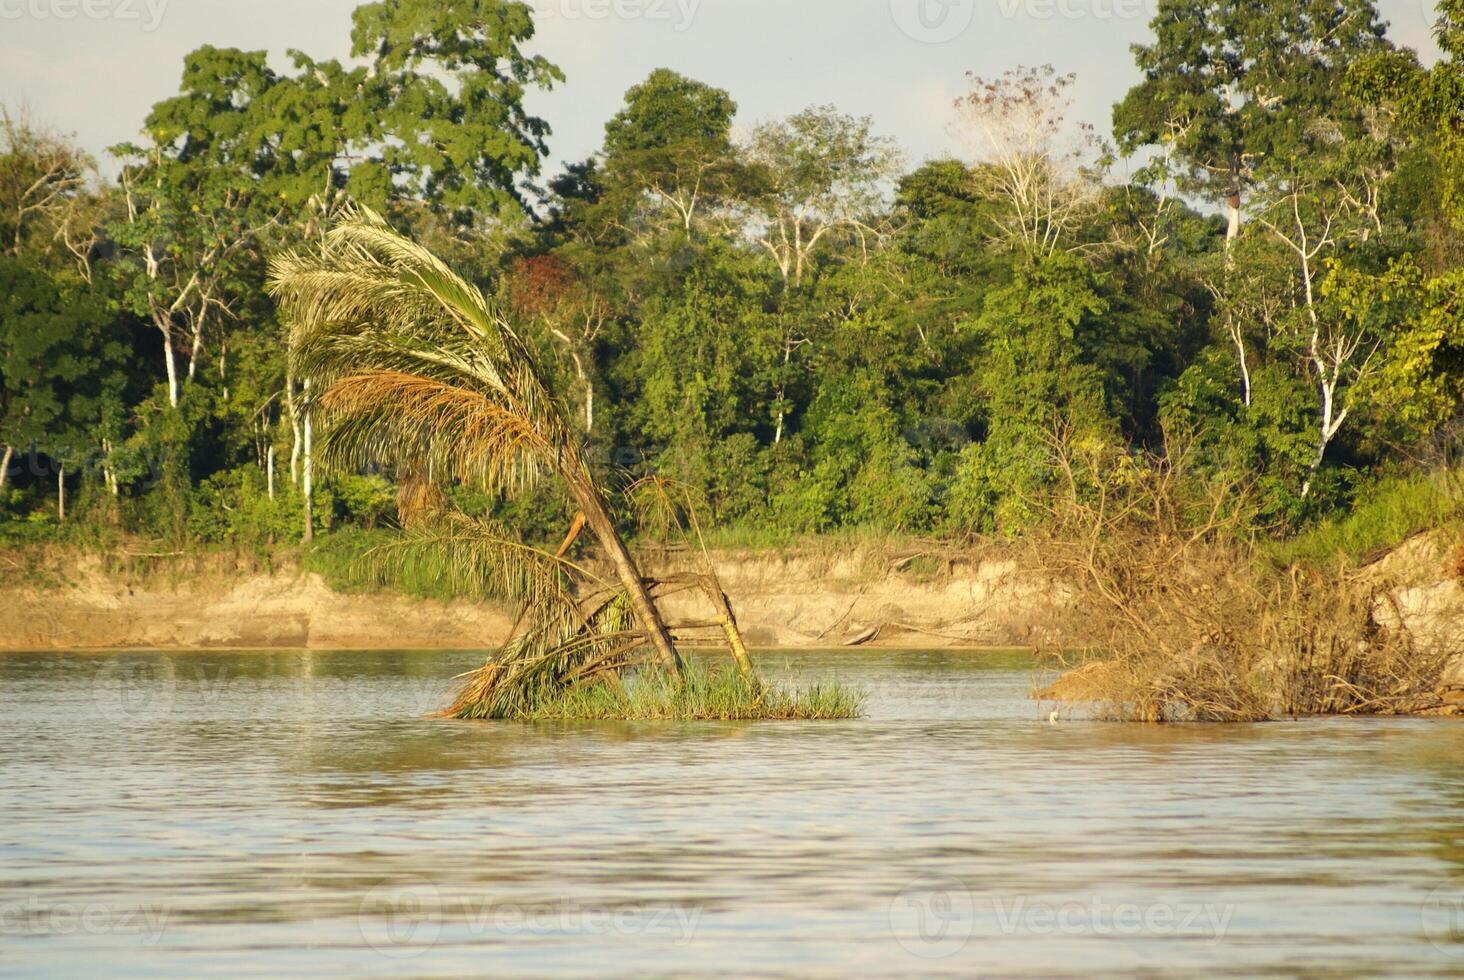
top-left (3, 0), bottom-right (1463, 555)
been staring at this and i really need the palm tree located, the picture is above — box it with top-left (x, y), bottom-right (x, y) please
top-left (267, 208), bottom-right (686, 712)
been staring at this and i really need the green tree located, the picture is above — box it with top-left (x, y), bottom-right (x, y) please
top-left (0, 257), bottom-right (126, 506)
top-left (954, 253), bottom-right (1116, 531)
top-left (349, 0), bottom-right (563, 220)
top-left (1113, 0), bottom-right (1390, 246)
top-left (599, 69), bottom-right (744, 236)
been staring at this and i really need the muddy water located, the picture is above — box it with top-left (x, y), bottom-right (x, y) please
top-left (0, 649), bottom-right (1460, 976)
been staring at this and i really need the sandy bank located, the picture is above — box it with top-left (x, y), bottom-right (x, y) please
top-left (0, 544), bottom-right (1080, 652)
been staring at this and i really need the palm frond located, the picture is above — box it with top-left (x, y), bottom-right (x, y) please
top-left (267, 209), bottom-right (582, 498)
top-left (352, 515), bottom-right (601, 633)
top-left (315, 372), bottom-right (554, 496)
top-left (447, 590), bottom-right (653, 719)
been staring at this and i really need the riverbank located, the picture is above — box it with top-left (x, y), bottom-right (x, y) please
top-left (0, 540), bottom-right (1083, 652)
top-left (2, 536), bottom-right (1460, 721)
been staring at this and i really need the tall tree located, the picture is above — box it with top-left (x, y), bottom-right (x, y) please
top-left (953, 65), bottom-right (1103, 260)
top-left (741, 106), bottom-right (899, 289)
top-left (0, 257), bottom-right (125, 499)
top-left (1113, 0), bottom-right (1390, 247)
top-left (348, 0), bottom-right (563, 220)
top-left (600, 69), bottom-right (742, 235)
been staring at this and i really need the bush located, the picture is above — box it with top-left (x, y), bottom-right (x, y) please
top-left (1268, 470), bottom-right (1464, 569)
top-left (332, 474), bottom-right (396, 529)
top-left (1033, 435), bottom-right (1460, 720)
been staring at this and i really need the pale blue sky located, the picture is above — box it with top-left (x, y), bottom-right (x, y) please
top-left (0, 0), bottom-right (1443, 186)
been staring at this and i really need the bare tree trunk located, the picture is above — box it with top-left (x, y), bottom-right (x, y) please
top-left (188, 330), bottom-right (202, 381)
top-left (772, 329), bottom-right (796, 445)
top-left (56, 464), bottom-right (65, 522)
top-left (0, 445), bottom-right (11, 490)
top-left (286, 374), bottom-right (301, 487)
top-left (302, 380), bottom-right (314, 543)
top-left (100, 439), bottom-right (118, 497)
top-left (162, 331), bottom-right (180, 408)
top-left (266, 444), bottom-right (276, 501)
top-left (1227, 315), bottom-right (1252, 408)
top-left (569, 479), bottom-right (683, 677)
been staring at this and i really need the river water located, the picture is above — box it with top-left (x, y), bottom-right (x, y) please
top-left (0, 648), bottom-right (1460, 976)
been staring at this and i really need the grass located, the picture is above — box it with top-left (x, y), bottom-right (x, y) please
top-left (303, 528), bottom-right (469, 601)
top-left (687, 523), bottom-right (912, 558)
top-left (454, 662), bottom-right (866, 722)
top-left (1267, 470), bottom-right (1464, 570)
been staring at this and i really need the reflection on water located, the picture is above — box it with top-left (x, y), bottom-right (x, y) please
top-left (1, 648), bottom-right (1461, 976)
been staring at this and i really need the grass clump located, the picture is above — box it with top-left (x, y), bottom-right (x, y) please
top-left (454, 662), bottom-right (865, 722)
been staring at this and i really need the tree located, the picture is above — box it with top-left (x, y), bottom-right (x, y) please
top-left (348, 0), bottom-right (563, 220)
top-left (1337, 0), bottom-right (1464, 445)
top-left (953, 252), bottom-right (1117, 530)
top-left (1113, 0), bottom-right (1390, 247)
top-left (504, 254), bottom-right (607, 432)
top-left (740, 107), bottom-right (899, 443)
top-left (0, 111), bottom-right (97, 265)
top-left (110, 47), bottom-right (285, 410)
top-left (953, 65), bottom-right (1103, 259)
top-left (742, 106), bottom-right (900, 288)
top-left (269, 208), bottom-right (688, 694)
top-left (0, 257), bottom-right (125, 502)
top-left (598, 69), bottom-right (744, 238)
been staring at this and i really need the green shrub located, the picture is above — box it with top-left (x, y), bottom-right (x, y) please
top-left (1267, 469), bottom-right (1464, 569)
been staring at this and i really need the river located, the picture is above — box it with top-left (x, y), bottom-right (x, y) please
top-left (1, 649), bottom-right (1460, 976)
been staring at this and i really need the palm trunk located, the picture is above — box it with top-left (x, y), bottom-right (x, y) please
top-left (702, 578), bottom-right (754, 678)
top-left (568, 478), bottom-right (683, 677)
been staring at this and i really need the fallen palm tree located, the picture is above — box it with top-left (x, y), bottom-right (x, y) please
top-left (267, 208), bottom-right (859, 720)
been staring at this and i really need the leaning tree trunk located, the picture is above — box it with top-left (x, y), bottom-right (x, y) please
top-left (567, 479), bottom-right (684, 677)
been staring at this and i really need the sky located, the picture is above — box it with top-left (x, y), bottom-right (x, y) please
top-left (0, 0), bottom-right (1445, 184)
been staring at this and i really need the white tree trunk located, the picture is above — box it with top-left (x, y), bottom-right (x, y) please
top-left (0, 445), bottom-right (12, 491)
top-left (285, 375), bottom-right (301, 487)
top-left (56, 464), bottom-right (65, 522)
top-left (100, 439), bottom-right (118, 496)
top-left (266, 444), bottom-right (276, 501)
top-left (162, 332), bottom-right (180, 408)
top-left (302, 380), bottom-right (314, 543)
top-left (1227, 316), bottom-right (1252, 408)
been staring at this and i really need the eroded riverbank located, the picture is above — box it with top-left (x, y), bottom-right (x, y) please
top-left (0, 543), bottom-right (1085, 652)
